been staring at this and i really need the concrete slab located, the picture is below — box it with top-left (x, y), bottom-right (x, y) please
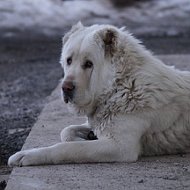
top-left (6, 55), bottom-right (190, 190)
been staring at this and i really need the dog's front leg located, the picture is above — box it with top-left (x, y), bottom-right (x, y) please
top-left (8, 116), bottom-right (149, 166)
top-left (60, 122), bottom-right (92, 142)
top-left (8, 139), bottom-right (122, 166)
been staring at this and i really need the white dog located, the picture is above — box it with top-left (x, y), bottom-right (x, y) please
top-left (8, 22), bottom-right (190, 166)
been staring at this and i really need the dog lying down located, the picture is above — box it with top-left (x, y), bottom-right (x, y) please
top-left (9, 22), bottom-right (190, 166)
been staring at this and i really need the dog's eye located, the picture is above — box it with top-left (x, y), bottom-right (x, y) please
top-left (67, 57), bottom-right (72, 66)
top-left (83, 60), bottom-right (93, 69)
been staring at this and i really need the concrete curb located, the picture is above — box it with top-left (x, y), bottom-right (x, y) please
top-left (6, 55), bottom-right (190, 190)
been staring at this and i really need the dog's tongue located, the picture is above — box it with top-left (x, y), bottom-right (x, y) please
top-left (64, 96), bottom-right (69, 104)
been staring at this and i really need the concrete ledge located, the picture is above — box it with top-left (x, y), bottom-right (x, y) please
top-left (6, 55), bottom-right (190, 190)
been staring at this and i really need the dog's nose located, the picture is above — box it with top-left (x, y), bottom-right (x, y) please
top-left (62, 81), bottom-right (75, 103)
top-left (62, 81), bottom-right (75, 93)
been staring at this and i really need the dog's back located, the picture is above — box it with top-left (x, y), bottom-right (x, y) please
top-left (140, 64), bottom-right (190, 156)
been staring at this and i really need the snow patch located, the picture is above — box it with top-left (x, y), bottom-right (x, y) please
top-left (0, 0), bottom-right (190, 36)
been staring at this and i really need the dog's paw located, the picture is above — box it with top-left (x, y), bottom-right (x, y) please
top-left (8, 150), bottom-right (36, 167)
top-left (8, 151), bottom-right (27, 167)
top-left (8, 149), bottom-right (42, 167)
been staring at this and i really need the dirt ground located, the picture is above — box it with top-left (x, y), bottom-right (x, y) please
top-left (0, 36), bottom-right (62, 165)
top-left (0, 33), bottom-right (190, 189)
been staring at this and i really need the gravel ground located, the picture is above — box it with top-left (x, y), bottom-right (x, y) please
top-left (0, 34), bottom-right (190, 189)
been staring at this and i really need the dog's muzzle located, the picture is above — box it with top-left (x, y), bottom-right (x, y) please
top-left (62, 81), bottom-right (75, 103)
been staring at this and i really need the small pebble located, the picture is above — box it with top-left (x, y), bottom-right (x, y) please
top-left (0, 180), bottom-right (7, 189)
top-left (138, 179), bottom-right (144, 183)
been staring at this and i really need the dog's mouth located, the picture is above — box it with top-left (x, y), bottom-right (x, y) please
top-left (64, 95), bottom-right (73, 104)
top-left (64, 96), bottom-right (69, 104)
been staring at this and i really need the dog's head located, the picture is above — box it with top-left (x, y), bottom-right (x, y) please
top-left (60, 22), bottom-right (126, 114)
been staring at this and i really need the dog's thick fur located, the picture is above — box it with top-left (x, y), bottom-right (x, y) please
top-left (9, 23), bottom-right (190, 166)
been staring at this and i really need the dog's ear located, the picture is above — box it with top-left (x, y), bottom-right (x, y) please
top-left (62, 21), bottom-right (84, 46)
top-left (99, 28), bottom-right (118, 57)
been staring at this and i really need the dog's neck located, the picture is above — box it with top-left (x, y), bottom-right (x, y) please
top-left (73, 38), bottom-right (163, 129)
top-left (67, 99), bottom-right (98, 118)
top-left (87, 46), bottom-right (158, 129)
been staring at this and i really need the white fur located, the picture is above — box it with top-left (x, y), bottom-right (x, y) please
top-left (8, 23), bottom-right (190, 166)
